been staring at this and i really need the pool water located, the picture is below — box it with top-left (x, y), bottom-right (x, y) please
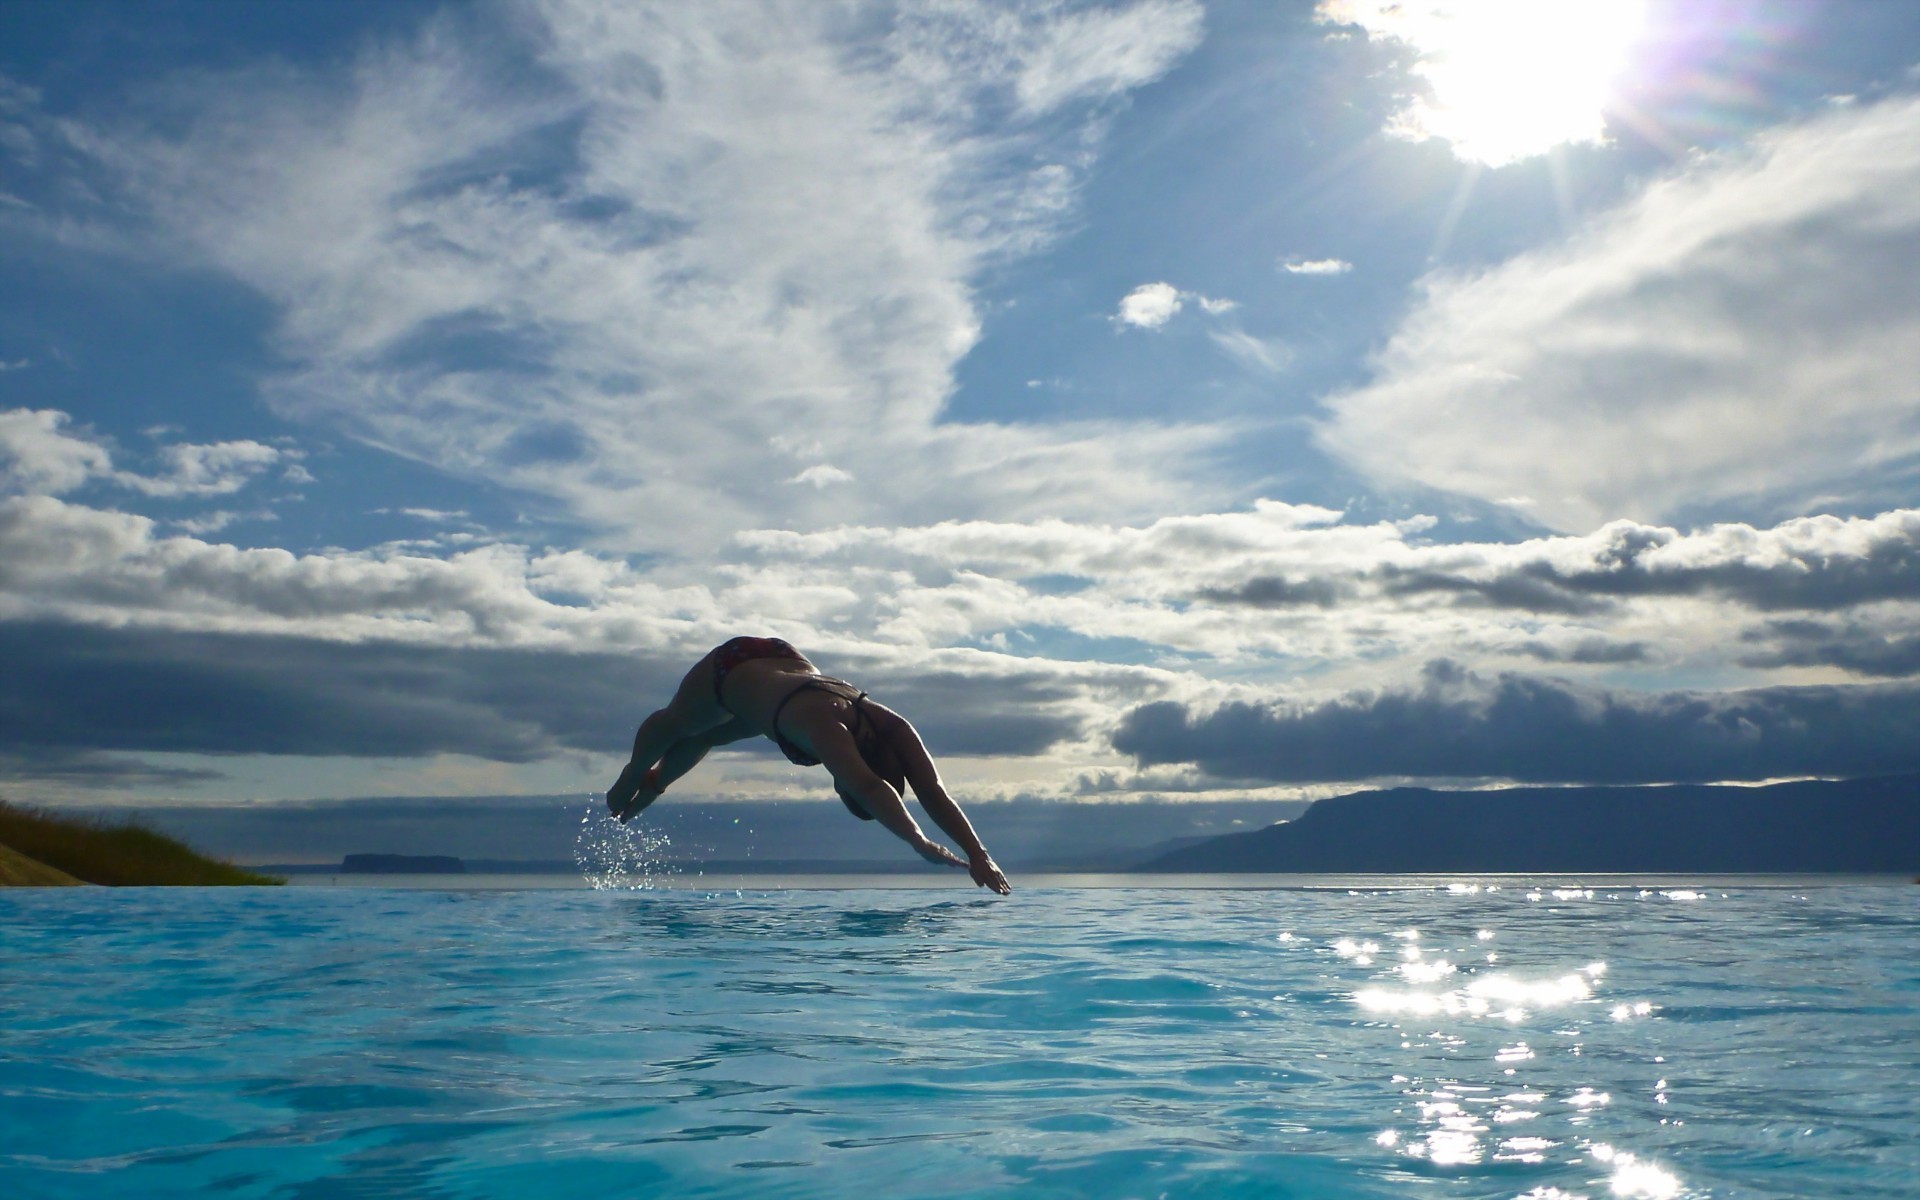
top-left (3, 881), bottom-right (1916, 1198)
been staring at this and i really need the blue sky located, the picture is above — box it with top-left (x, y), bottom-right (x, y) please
top-left (5, 0), bottom-right (1920, 843)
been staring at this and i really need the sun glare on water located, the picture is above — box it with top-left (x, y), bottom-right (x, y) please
top-left (1323, 0), bottom-right (1651, 166)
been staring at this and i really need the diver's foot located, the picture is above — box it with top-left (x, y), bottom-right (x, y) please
top-left (607, 762), bottom-right (646, 821)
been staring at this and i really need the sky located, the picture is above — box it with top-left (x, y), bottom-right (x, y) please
top-left (4, 0), bottom-right (1920, 859)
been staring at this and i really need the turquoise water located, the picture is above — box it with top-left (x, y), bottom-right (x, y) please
top-left (3, 881), bottom-right (1916, 1199)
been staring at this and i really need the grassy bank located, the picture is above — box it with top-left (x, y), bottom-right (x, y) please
top-left (1, 839), bottom-right (83, 886)
top-left (0, 800), bottom-right (283, 886)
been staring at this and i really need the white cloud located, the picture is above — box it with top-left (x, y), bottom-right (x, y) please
top-left (3, 408), bottom-right (291, 502)
top-left (0, 493), bottom-right (655, 646)
top-left (1116, 281), bottom-right (1184, 329)
top-left (1318, 96), bottom-right (1920, 533)
top-left (1282, 257), bottom-right (1352, 275)
top-left (56, 1), bottom-right (1219, 552)
top-left (117, 440), bottom-right (282, 498)
top-left (394, 507), bottom-right (471, 523)
top-left (1115, 280), bottom-right (1237, 329)
top-left (791, 464), bottom-right (854, 488)
top-left (0, 407), bottom-right (112, 495)
top-left (170, 509), bottom-right (276, 536)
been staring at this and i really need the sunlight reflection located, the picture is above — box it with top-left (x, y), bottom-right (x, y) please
top-left (1400, 958), bottom-right (1458, 984)
top-left (1334, 937), bottom-right (1382, 966)
top-left (1496, 1134), bottom-right (1556, 1163)
top-left (1358, 968), bottom-right (1597, 1019)
top-left (1592, 1143), bottom-right (1682, 1198)
top-left (1415, 1096), bottom-right (1486, 1165)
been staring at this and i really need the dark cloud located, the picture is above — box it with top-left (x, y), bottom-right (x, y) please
top-left (0, 621), bottom-right (651, 763)
top-left (0, 622), bottom-right (1083, 773)
top-left (1197, 575), bottom-right (1350, 609)
top-left (1374, 564), bottom-right (1616, 614)
top-left (1515, 638), bottom-right (1651, 665)
top-left (1409, 518), bottom-right (1920, 613)
top-left (1193, 515), bottom-right (1920, 617)
top-left (1112, 660), bottom-right (1920, 785)
top-left (835, 661), bottom-right (1086, 756)
top-left (0, 747), bottom-right (225, 787)
top-left (1739, 618), bottom-right (1920, 677)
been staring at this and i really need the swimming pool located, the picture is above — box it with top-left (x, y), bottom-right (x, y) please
top-left (3, 880), bottom-right (1915, 1198)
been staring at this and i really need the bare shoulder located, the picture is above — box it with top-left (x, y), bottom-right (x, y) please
top-left (859, 697), bottom-right (914, 736)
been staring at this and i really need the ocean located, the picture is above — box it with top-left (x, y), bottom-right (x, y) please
top-left (2, 877), bottom-right (1915, 1199)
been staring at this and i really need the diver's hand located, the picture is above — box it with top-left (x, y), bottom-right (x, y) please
top-left (912, 837), bottom-right (967, 868)
top-left (968, 854), bottom-right (1011, 895)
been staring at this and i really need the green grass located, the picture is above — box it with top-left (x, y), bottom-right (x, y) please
top-left (0, 799), bottom-right (283, 886)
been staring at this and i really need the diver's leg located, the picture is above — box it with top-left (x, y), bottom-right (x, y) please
top-left (607, 710), bottom-right (675, 818)
top-left (608, 650), bottom-right (734, 816)
top-left (653, 718), bottom-right (755, 790)
top-left (611, 718), bottom-right (754, 822)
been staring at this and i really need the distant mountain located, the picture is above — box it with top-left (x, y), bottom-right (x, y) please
top-left (1134, 776), bottom-right (1920, 873)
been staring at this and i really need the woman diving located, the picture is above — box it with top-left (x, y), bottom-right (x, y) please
top-left (607, 637), bottom-right (1011, 894)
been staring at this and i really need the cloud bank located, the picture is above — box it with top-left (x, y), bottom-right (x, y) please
top-left (8, 416), bottom-right (1920, 792)
top-left (1114, 660), bottom-right (1920, 785)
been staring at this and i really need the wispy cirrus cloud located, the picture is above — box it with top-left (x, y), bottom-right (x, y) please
top-left (31, 0), bottom-right (1216, 553)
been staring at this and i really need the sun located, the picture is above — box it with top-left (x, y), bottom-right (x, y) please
top-left (1323, 0), bottom-right (1651, 167)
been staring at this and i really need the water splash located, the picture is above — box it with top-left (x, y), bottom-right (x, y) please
top-left (573, 795), bottom-right (675, 890)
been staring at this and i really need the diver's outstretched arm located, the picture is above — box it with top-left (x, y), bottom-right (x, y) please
top-left (898, 736), bottom-right (1010, 895)
top-left (812, 731), bottom-right (967, 870)
top-left (860, 710), bottom-right (1010, 895)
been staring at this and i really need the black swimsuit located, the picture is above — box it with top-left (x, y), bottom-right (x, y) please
top-left (766, 677), bottom-right (873, 768)
top-left (709, 636), bottom-right (875, 771)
